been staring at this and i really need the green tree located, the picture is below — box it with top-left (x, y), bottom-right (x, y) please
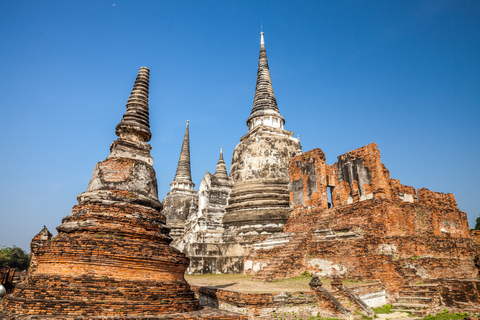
top-left (0, 246), bottom-right (30, 271)
top-left (475, 216), bottom-right (480, 230)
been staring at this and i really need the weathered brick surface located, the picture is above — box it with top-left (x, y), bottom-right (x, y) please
top-left (191, 285), bottom-right (318, 319)
top-left (436, 279), bottom-right (480, 307)
top-left (0, 160), bottom-right (200, 317)
top-left (471, 231), bottom-right (480, 245)
top-left (0, 67), bottom-right (244, 320)
top-left (248, 143), bottom-right (479, 307)
top-left (0, 306), bottom-right (246, 320)
top-left (289, 148), bottom-right (328, 209)
top-left (333, 143), bottom-right (392, 205)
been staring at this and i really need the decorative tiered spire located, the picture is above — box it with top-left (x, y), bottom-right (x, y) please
top-left (171, 121), bottom-right (195, 191)
top-left (116, 67), bottom-right (151, 141)
top-left (108, 67), bottom-right (154, 165)
top-left (214, 146), bottom-right (229, 181)
top-left (246, 31), bottom-right (285, 131)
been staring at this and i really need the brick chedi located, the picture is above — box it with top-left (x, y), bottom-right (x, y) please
top-left (162, 121), bottom-right (198, 243)
top-left (221, 31), bottom-right (302, 272)
top-left (0, 67), bottom-right (245, 319)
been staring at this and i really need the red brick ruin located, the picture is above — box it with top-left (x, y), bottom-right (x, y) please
top-left (1, 33), bottom-right (479, 319)
top-left (246, 143), bottom-right (480, 315)
top-left (0, 67), bottom-right (245, 319)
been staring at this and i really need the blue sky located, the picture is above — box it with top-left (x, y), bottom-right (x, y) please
top-left (1, 0), bottom-right (479, 251)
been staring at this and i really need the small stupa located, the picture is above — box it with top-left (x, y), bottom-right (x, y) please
top-left (0, 67), bottom-right (244, 319)
top-left (175, 147), bottom-right (233, 273)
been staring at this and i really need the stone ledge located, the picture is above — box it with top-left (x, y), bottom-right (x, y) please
top-left (0, 306), bottom-right (247, 319)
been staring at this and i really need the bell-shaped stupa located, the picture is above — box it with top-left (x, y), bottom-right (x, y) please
top-left (222, 32), bottom-right (301, 270)
top-left (0, 67), bottom-right (244, 319)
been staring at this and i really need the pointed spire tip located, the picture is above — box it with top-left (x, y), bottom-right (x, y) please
top-left (172, 120), bottom-right (193, 184)
top-left (215, 145), bottom-right (228, 180)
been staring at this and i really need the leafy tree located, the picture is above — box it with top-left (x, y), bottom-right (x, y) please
top-left (0, 246), bottom-right (30, 271)
top-left (475, 216), bottom-right (480, 230)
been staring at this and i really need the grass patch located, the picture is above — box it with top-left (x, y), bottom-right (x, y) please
top-left (369, 307), bottom-right (478, 320)
top-left (424, 309), bottom-right (473, 320)
top-left (343, 279), bottom-right (374, 288)
top-left (372, 304), bottom-right (393, 314)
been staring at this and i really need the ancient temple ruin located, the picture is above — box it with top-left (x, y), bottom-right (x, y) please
top-left (165, 31), bottom-right (302, 274)
top-left (174, 147), bottom-right (233, 273)
top-left (0, 67), bottom-right (244, 319)
top-left (2, 31), bottom-right (476, 319)
top-left (162, 121), bottom-right (198, 243)
top-left (221, 31), bottom-right (302, 270)
top-left (157, 31), bottom-right (479, 314)
top-left (244, 143), bottom-right (480, 313)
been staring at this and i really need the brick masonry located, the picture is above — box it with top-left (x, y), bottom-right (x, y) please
top-left (190, 281), bottom-right (385, 319)
top-left (0, 67), bottom-right (244, 320)
top-left (247, 143), bottom-right (479, 308)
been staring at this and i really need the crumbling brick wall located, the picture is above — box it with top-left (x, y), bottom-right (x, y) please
top-left (257, 143), bottom-right (478, 296)
top-left (287, 144), bottom-right (470, 238)
top-left (288, 143), bottom-right (418, 212)
top-left (333, 143), bottom-right (383, 205)
top-left (289, 148), bottom-right (328, 209)
top-left (417, 188), bottom-right (470, 237)
top-left (331, 143), bottom-right (417, 206)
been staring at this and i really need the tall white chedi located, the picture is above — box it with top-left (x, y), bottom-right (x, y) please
top-left (221, 31), bottom-right (302, 271)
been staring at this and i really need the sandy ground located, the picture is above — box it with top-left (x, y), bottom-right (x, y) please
top-left (185, 274), bottom-right (370, 293)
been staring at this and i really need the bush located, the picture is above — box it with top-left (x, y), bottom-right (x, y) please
top-left (0, 246), bottom-right (30, 271)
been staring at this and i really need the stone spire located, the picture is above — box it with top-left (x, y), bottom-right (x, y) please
top-left (215, 146), bottom-right (229, 181)
top-left (0, 67), bottom-right (209, 318)
top-left (246, 31), bottom-right (285, 131)
top-left (296, 135), bottom-right (303, 155)
top-left (171, 120), bottom-right (195, 191)
top-left (108, 66), bottom-right (154, 165)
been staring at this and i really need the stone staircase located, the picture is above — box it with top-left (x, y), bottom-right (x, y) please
top-left (254, 231), bottom-right (311, 282)
top-left (391, 283), bottom-right (441, 316)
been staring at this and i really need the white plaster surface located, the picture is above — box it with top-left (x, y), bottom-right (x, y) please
top-left (307, 258), bottom-right (346, 276)
top-left (244, 260), bottom-right (267, 273)
top-left (359, 290), bottom-right (387, 308)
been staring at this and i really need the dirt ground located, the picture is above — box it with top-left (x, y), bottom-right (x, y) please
top-left (185, 274), bottom-right (370, 293)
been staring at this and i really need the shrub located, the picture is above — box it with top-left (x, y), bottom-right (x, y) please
top-left (0, 246), bottom-right (30, 271)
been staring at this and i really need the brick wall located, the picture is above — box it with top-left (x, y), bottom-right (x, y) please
top-left (251, 143), bottom-right (479, 300)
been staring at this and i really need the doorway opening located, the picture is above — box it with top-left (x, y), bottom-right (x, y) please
top-left (327, 186), bottom-right (334, 208)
